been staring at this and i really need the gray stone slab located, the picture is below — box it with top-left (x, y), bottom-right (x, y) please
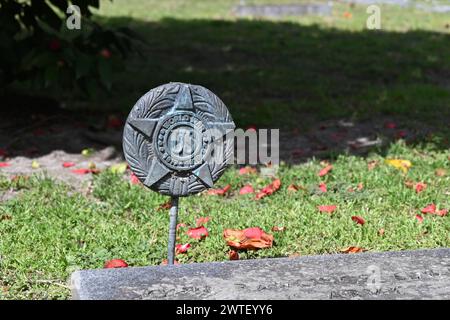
top-left (71, 248), bottom-right (450, 300)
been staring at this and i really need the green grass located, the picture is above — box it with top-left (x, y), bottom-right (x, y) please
top-left (1, 141), bottom-right (449, 299)
top-left (1, 0), bottom-right (450, 300)
top-left (79, 0), bottom-right (450, 130)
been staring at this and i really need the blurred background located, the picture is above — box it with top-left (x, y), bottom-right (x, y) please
top-left (0, 0), bottom-right (449, 165)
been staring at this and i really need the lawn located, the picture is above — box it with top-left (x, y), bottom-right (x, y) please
top-left (1, 141), bottom-right (449, 299)
top-left (87, 0), bottom-right (450, 130)
top-left (0, 0), bottom-right (449, 300)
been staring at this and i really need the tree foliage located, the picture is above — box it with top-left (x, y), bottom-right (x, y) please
top-left (0, 0), bottom-right (137, 97)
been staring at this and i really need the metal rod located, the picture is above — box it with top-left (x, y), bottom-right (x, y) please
top-left (167, 196), bottom-right (179, 265)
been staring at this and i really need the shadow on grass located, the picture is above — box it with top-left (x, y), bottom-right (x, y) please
top-left (1, 17), bottom-right (449, 160)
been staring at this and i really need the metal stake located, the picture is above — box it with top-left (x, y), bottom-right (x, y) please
top-left (167, 196), bottom-right (179, 265)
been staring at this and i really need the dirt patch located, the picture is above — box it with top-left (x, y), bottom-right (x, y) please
top-left (0, 104), bottom-right (442, 191)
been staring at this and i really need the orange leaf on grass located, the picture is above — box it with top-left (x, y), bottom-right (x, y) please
top-left (130, 172), bottom-right (140, 185)
top-left (378, 228), bottom-right (385, 236)
top-left (317, 205), bottom-right (337, 214)
top-left (238, 166), bottom-right (257, 175)
top-left (348, 183), bottom-right (364, 192)
top-left (187, 226), bottom-right (209, 240)
top-left (318, 165), bottom-right (333, 177)
top-left (287, 184), bottom-right (305, 192)
top-left (196, 216), bottom-right (211, 227)
top-left (104, 259), bottom-right (128, 268)
top-left (176, 223), bottom-right (186, 230)
top-left (367, 160), bottom-right (379, 170)
top-left (351, 216), bottom-right (365, 225)
top-left (255, 179), bottom-right (281, 200)
top-left (415, 182), bottom-right (427, 194)
top-left (343, 11), bottom-right (352, 19)
top-left (157, 201), bottom-right (172, 211)
top-left (239, 185), bottom-right (254, 195)
top-left (271, 226), bottom-right (286, 232)
top-left (207, 184), bottom-right (231, 196)
top-left (175, 243), bottom-right (191, 254)
top-left (437, 209), bottom-right (448, 217)
top-left (421, 204), bottom-right (436, 214)
top-left (318, 182), bottom-right (327, 193)
top-left (223, 227), bottom-right (274, 250)
top-left (340, 246), bottom-right (365, 254)
top-left (229, 250), bottom-right (239, 260)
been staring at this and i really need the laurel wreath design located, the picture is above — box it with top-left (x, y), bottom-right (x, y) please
top-left (123, 83), bottom-right (235, 196)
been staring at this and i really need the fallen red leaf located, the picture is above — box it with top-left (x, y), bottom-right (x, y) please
top-left (238, 166), bottom-right (257, 175)
top-left (437, 209), bottom-right (448, 217)
top-left (287, 184), bottom-right (305, 192)
top-left (157, 201), bottom-right (172, 211)
top-left (351, 216), bottom-right (365, 225)
top-left (104, 259), bottom-right (128, 268)
top-left (318, 165), bottom-right (333, 177)
top-left (107, 115), bottom-right (123, 129)
top-left (196, 216), bottom-right (211, 227)
top-left (317, 205), bottom-right (337, 214)
top-left (415, 182), bottom-right (427, 194)
top-left (229, 250), bottom-right (239, 261)
top-left (223, 227), bottom-right (273, 250)
top-left (62, 162), bottom-right (76, 168)
top-left (100, 48), bottom-right (112, 59)
top-left (239, 185), bottom-right (254, 195)
top-left (187, 226), bottom-right (209, 240)
top-left (176, 223), bottom-right (186, 230)
top-left (421, 204), bottom-right (436, 214)
top-left (384, 121), bottom-right (396, 129)
top-left (71, 168), bottom-right (100, 175)
top-left (367, 160), bottom-right (379, 170)
top-left (0, 162), bottom-right (11, 168)
top-left (343, 11), bottom-right (352, 19)
top-left (271, 226), bottom-right (286, 232)
top-left (396, 130), bottom-right (407, 139)
top-left (130, 172), bottom-right (140, 185)
top-left (318, 182), bottom-right (327, 193)
top-left (175, 243), bottom-right (191, 254)
top-left (207, 184), bottom-right (231, 196)
top-left (255, 179), bottom-right (281, 200)
top-left (340, 246), bottom-right (365, 254)
top-left (415, 214), bottom-right (424, 223)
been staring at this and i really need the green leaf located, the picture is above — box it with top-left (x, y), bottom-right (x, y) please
top-left (110, 163), bottom-right (128, 175)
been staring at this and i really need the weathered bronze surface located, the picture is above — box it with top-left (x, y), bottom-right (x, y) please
top-left (123, 82), bottom-right (235, 197)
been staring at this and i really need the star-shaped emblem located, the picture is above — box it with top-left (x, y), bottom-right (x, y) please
top-left (127, 84), bottom-right (235, 189)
